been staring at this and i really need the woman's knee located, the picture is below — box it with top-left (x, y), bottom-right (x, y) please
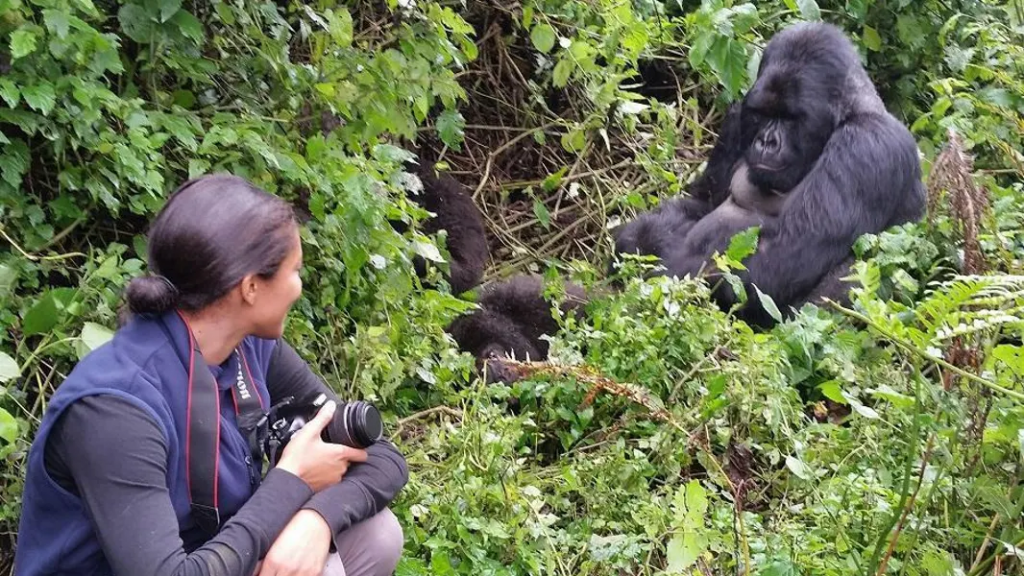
top-left (334, 508), bottom-right (405, 576)
top-left (368, 508), bottom-right (404, 568)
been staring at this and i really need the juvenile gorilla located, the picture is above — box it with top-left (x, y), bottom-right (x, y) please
top-left (616, 21), bottom-right (926, 326)
top-left (447, 21), bottom-right (926, 373)
top-left (446, 275), bottom-right (588, 382)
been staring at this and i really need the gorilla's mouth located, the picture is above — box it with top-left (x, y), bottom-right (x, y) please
top-left (750, 162), bottom-right (786, 173)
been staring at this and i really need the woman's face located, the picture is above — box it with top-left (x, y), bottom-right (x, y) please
top-left (249, 227), bottom-right (304, 339)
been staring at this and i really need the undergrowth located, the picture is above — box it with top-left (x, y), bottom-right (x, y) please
top-left (1, 0), bottom-right (1024, 574)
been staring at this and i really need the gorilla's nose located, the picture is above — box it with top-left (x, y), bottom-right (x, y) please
top-left (757, 131), bottom-right (780, 154)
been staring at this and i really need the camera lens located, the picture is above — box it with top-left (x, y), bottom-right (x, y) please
top-left (324, 401), bottom-right (383, 448)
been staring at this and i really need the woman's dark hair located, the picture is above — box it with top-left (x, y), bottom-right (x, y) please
top-left (124, 174), bottom-right (298, 316)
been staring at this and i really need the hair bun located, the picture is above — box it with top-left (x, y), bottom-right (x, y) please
top-left (124, 275), bottom-right (179, 315)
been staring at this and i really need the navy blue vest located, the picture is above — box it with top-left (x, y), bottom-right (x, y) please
top-left (14, 311), bottom-right (275, 576)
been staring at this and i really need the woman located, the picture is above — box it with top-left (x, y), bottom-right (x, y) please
top-left (14, 175), bottom-right (408, 576)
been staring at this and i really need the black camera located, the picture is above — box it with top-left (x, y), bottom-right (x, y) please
top-left (264, 393), bottom-right (383, 466)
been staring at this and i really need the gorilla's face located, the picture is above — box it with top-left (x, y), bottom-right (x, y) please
top-left (741, 67), bottom-right (835, 193)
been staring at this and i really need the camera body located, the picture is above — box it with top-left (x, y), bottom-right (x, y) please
top-left (264, 393), bottom-right (383, 466)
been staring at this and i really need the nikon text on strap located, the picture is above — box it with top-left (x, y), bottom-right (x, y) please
top-left (179, 313), bottom-right (265, 536)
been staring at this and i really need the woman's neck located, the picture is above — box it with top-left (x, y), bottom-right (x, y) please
top-left (178, 308), bottom-right (246, 366)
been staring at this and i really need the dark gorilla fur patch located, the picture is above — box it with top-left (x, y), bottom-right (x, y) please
top-left (446, 275), bottom-right (588, 381)
top-left (404, 160), bottom-right (489, 295)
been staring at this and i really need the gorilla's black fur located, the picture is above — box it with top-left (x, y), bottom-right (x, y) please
top-left (446, 21), bottom-right (926, 374)
top-left (446, 275), bottom-right (588, 381)
top-left (615, 21), bottom-right (926, 326)
top-left (404, 160), bottom-right (489, 295)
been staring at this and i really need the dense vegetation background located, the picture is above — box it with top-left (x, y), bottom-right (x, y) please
top-left (1, 0), bottom-right (1023, 574)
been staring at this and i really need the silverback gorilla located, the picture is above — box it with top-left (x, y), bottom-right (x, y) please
top-left (615, 21), bottom-right (926, 326)
top-left (447, 21), bottom-right (927, 373)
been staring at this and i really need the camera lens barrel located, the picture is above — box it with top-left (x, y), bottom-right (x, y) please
top-left (324, 401), bottom-right (383, 448)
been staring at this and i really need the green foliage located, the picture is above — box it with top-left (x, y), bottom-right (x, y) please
top-left (2, 0), bottom-right (1024, 574)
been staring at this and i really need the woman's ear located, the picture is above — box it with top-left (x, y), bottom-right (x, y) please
top-left (240, 273), bottom-right (259, 306)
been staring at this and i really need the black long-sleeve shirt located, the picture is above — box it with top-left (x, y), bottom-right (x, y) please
top-left (43, 340), bottom-right (408, 576)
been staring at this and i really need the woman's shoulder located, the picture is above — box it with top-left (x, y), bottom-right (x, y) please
top-left (239, 335), bottom-right (283, 373)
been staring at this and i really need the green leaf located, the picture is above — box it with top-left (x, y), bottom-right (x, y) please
top-left (0, 138), bottom-right (29, 188)
top-left (561, 129), bottom-right (585, 153)
top-left (9, 27), bottom-right (39, 60)
top-left (22, 83), bottom-right (57, 115)
top-left (309, 192), bottom-right (326, 222)
top-left (159, 0), bottom-right (183, 22)
top-left (414, 240), bottom-right (445, 263)
top-left (666, 534), bottom-right (699, 571)
top-left (731, 4), bottom-right (759, 34)
top-left (725, 226), bottom-right (760, 263)
top-left (844, 393), bottom-right (880, 419)
top-left (0, 264), bottom-right (17, 301)
top-left (689, 29), bottom-right (713, 68)
top-left (862, 26), bottom-right (882, 51)
top-left (80, 322), bottom-right (114, 352)
top-left (119, 4), bottom-right (155, 44)
top-left (326, 8), bottom-right (353, 47)
top-left (0, 408), bottom-right (18, 444)
top-left (754, 285), bottom-right (782, 322)
top-left (870, 384), bottom-right (914, 408)
top-left (817, 380), bottom-right (847, 404)
top-left (722, 272), bottom-right (747, 304)
top-left (530, 23), bottom-right (556, 54)
top-left (43, 9), bottom-right (71, 39)
top-left (796, 0), bottom-right (821, 20)
top-left (23, 293), bottom-right (59, 336)
top-left (171, 10), bottom-right (203, 41)
top-left (552, 58), bottom-right (573, 87)
top-left (762, 559), bottom-right (799, 576)
top-left (0, 79), bottom-right (19, 108)
top-left (920, 550), bottom-right (954, 576)
top-left (0, 352), bottom-right (20, 383)
top-left (71, 0), bottom-right (101, 17)
top-left (896, 14), bottom-right (927, 50)
top-left (993, 345), bottom-right (1024, 376)
top-left (522, 5), bottom-right (534, 29)
top-left (684, 481), bottom-right (707, 521)
top-left (533, 199), bottom-right (551, 229)
top-left (542, 167), bottom-right (567, 192)
top-left (436, 110), bottom-right (464, 149)
top-left (846, 0), bottom-right (869, 19)
top-left (785, 455), bottom-right (813, 480)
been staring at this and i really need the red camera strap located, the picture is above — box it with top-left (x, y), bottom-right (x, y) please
top-left (178, 312), bottom-right (264, 536)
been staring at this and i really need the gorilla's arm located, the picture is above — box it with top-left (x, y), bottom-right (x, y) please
top-left (686, 102), bottom-right (749, 206)
top-left (613, 103), bottom-right (748, 259)
top-left (411, 165), bottom-right (489, 294)
top-left (718, 114), bottom-right (922, 315)
top-left (612, 197), bottom-right (716, 259)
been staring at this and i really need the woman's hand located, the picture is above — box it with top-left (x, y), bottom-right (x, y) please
top-left (255, 510), bottom-right (333, 576)
top-left (275, 400), bottom-right (369, 492)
